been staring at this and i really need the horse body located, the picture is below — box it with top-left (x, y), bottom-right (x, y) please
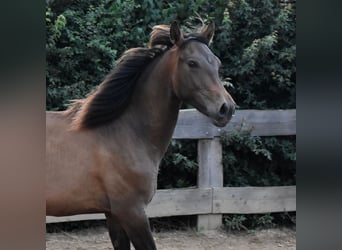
top-left (47, 111), bottom-right (109, 215)
top-left (46, 22), bottom-right (235, 250)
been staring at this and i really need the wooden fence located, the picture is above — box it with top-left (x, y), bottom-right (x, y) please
top-left (46, 109), bottom-right (296, 230)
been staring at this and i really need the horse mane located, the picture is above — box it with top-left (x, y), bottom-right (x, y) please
top-left (68, 24), bottom-right (208, 130)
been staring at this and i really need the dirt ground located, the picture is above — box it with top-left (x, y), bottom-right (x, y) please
top-left (46, 226), bottom-right (295, 250)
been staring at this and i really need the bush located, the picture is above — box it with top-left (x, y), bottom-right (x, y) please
top-left (223, 212), bottom-right (296, 231)
top-left (221, 129), bottom-right (296, 187)
top-left (46, 0), bottom-right (295, 111)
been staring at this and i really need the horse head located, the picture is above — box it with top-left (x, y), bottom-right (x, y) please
top-left (169, 21), bottom-right (236, 127)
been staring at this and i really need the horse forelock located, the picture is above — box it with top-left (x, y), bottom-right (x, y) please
top-left (149, 25), bottom-right (173, 48)
top-left (149, 25), bottom-right (209, 49)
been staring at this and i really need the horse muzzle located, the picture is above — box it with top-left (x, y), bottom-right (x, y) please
top-left (212, 102), bottom-right (236, 127)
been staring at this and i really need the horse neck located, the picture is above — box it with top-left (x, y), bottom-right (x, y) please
top-left (123, 50), bottom-right (181, 159)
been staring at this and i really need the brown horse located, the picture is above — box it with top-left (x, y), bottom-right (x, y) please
top-left (46, 21), bottom-right (235, 250)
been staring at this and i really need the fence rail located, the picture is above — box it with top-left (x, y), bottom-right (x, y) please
top-left (46, 109), bottom-right (296, 229)
top-left (173, 109), bottom-right (296, 139)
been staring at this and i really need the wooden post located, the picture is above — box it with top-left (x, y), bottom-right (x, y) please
top-left (197, 137), bottom-right (223, 230)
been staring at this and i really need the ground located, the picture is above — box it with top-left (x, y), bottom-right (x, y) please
top-left (46, 226), bottom-right (295, 250)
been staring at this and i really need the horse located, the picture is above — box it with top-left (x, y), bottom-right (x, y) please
top-left (46, 21), bottom-right (236, 250)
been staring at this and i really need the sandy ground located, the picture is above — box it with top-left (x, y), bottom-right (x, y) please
top-left (46, 226), bottom-right (295, 250)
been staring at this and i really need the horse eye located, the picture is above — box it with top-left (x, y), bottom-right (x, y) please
top-left (187, 60), bottom-right (198, 68)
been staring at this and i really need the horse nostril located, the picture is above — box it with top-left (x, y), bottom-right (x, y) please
top-left (232, 105), bottom-right (236, 115)
top-left (218, 103), bottom-right (229, 118)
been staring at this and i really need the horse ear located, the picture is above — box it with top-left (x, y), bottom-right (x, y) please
top-left (170, 21), bottom-right (184, 46)
top-left (201, 22), bottom-right (215, 45)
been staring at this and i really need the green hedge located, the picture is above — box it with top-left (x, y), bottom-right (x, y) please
top-left (46, 0), bottom-right (295, 110)
top-left (46, 0), bottom-right (296, 228)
